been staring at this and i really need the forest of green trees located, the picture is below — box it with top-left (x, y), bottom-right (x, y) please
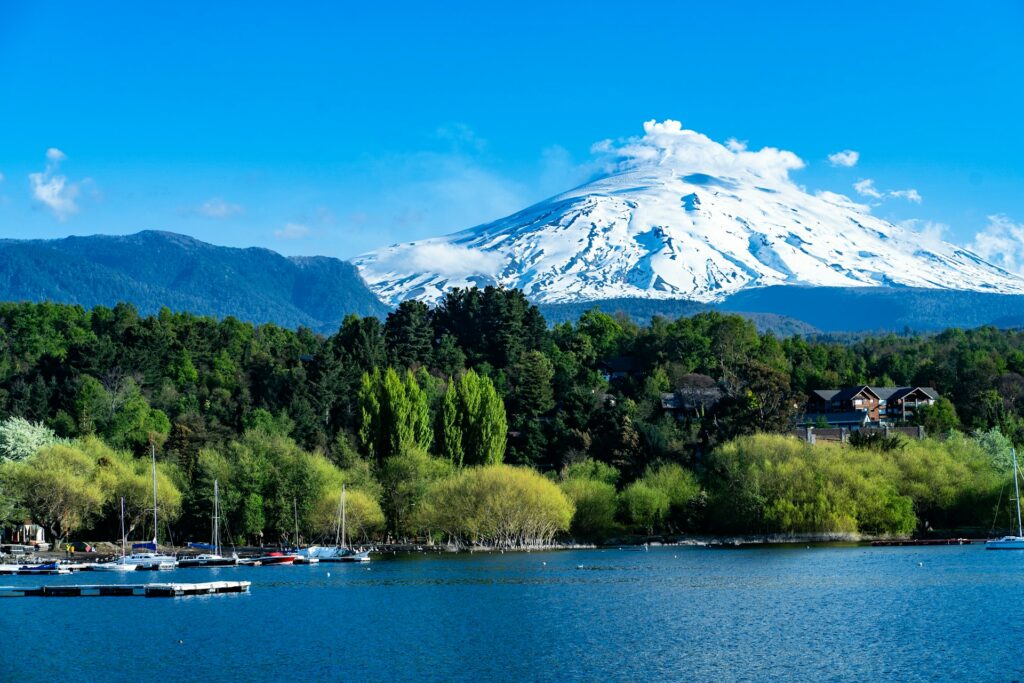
top-left (1, 287), bottom-right (1023, 548)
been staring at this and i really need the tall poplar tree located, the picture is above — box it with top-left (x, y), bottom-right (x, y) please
top-left (437, 370), bottom-right (507, 466)
top-left (357, 367), bottom-right (432, 460)
top-left (437, 380), bottom-right (464, 466)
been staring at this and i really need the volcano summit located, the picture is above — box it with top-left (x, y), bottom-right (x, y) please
top-left (355, 121), bottom-right (1024, 308)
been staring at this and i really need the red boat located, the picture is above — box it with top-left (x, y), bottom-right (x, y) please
top-left (252, 551), bottom-right (296, 566)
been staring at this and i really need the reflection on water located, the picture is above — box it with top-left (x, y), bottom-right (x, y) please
top-left (3, 546), bottom-right (1024, 682)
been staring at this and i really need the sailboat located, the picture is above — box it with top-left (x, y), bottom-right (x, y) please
top-left (317, 485), bottom-right (371, 563)
top-left (290, 497), bottom-right (320, 564)
top-left (123, 445), bottom-right (176, 569)
top-left (93, 497), bottom-right (140, 572)
top-left (178, 480), bottom-right (239, 568)
top-left (987, 447), bottom-right (1024, 549)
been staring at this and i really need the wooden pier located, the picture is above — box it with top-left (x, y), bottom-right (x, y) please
top-left (0, 580), bottom-right (250, 598)
top-left (869, 538), bottom-right (974, 547)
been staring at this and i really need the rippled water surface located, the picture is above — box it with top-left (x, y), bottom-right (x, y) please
top-left (3, 545), bottom-right (1023, 681)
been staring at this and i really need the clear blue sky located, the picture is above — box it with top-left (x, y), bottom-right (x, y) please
top-left (1, 1), bottom-right (1023, 258)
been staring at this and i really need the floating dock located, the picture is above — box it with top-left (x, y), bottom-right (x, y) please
top-left (869, 538), bottom-right (974, 546)
top-left (0, 567), bottom-right (71, 576)
top-left (0, 580), bottom-right (250, 598)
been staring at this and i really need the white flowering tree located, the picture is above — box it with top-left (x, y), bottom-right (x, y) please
top-left (0, 416), bottom-right (63, 462)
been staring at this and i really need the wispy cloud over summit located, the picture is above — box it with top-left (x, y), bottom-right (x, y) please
top-left (592, 119), bottom-right (805, 182)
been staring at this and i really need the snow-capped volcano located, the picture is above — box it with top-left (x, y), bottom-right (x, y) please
top-left (355, 120), bottom-right (1024, 306)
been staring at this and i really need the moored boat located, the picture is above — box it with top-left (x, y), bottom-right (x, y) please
top-left (177, 481), bottom-right (239, 568)
top-left (124, 551), bottom-right (176, 570)
top-left (317, 485), bottom-right (372, 563)
top-left (99, 447), bottom-right (176, 569)
top-left (94, 498), bottom-right (141, 572)
top-left (177, 553), bottom-right (239, 568)
top-left (15, 562), bottom-right (70, 575)
top-left (987, 447), bottom-right (1024, 550)
top-left (252, 551), bottom-right (295, 566)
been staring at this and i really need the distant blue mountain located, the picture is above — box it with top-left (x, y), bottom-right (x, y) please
top-left (538, 286), bottom-right (1024, 334)
top-left (0, 231), bottom-right (389, 331)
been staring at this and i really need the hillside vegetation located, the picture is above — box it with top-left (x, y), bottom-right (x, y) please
top-left (1, 288), bottom-right (1023, 545)
top-left (0, 231), bottom-right (388, 331)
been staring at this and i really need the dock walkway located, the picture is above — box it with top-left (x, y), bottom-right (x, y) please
top-left (0, 580), bottom-right (250, 598)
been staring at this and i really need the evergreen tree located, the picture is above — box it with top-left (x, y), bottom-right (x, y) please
top-left (385, 300), bottom-right (434, 368)
top-left (508, 350), bottom-right (555, 418)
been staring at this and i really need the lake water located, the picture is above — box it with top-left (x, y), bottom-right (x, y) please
top-left (2, 545), bottom-right (1022, 682)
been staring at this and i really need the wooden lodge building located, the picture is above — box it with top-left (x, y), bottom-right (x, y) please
top-left (800, 385), bottom-right (940, 429)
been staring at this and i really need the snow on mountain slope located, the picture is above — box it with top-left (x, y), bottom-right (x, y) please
top-left (355, 120), bottom-right (1024, 306)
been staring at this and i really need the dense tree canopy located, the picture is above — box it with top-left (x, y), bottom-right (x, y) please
top-left (2, 289), bottom-right (1024, 544)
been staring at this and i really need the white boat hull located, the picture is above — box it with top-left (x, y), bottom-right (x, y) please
top-left (92, 563), bottom-right (140, 572)
top-left (986, 536), bottom-right (1024, 549)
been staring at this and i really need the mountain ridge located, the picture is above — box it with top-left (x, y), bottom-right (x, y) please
top-left (0, 230), bottom-right (389, 331)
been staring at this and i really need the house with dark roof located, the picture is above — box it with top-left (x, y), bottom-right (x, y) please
top-left (597, 356), bottom-right (638, 382)
top-left (802, 385), bottom-right (939, 428)
top-left (661, 386), bottom-right (724, 418)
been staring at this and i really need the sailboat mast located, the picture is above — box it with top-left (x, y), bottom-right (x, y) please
top-left (120, 497), bottom-right (126, 560)
top-left (333, 488), bottom-right (344, 547)
top-left (341, 484), bottom-right (347, 549)
top-left (293, 497), bottom-right (299, 549)
top-left (151, 443), bottom-right (158, 547)
top-left (213, 479), bottom-right (220, 555)
top-left (1013, 447), bottom-right (1022, 538)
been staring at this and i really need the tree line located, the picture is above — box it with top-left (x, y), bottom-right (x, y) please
top-left (0, 289), bottom-right (1022, 545)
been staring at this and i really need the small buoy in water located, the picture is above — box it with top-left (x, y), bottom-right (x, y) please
top-left (576, 564), bottom-right (584, 570)
top-left (178, 640), bottom-right (184, 645)
top-left (673, 555), bottom-right (678, 559)
top-left (366, 566), bottom-right (371, 571)
top-left (326, 572), bottom-right (331, 577)
top-left (918, 562), bottom-right (924, 567)
top-left (542, 561), bottom-right (546, 566)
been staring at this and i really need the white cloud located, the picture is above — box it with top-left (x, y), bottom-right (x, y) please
top-left (970, 215), bottom-right (1024, 274)
top-left (828, 149), bottom-right (860, 167)
top-left (199, 197), bottom-right (243, 218)
top-left (854, 178), bottom-right (921, 203)
top-left (274, 222), bottom-right (310, 240)
top-left (899, 219), bottom-right (949, 249)
top-left (889, 188), bottom-right (922, 203)
top-left (854, 178), bottom-right (883, 199)
top-left (376, 242), bottom-right (504, 278)
top-left (28, 148), bottom-right (80, 220)
top-left (725, 138), bottom-right (747, 152)
top-left (591, 119), bottom-right (805, 183)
